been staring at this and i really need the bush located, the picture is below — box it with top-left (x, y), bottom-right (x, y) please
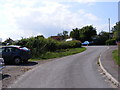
top-left (13, 36), bottom-right (82, 58)
top-left (58, 40), bottom-right (81, 49)
top-left (46, 38), bottom-right (58, 51)
top-left (106, 39), bottom-right (116, 45)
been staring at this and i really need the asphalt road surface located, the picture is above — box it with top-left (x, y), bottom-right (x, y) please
top-left (9, 46), bottom-right (113, 88)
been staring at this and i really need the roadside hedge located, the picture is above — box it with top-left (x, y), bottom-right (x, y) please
top-left (106, 39), bottom-right (116, 45)
top-left (14, 36), bottom-right (82, 58)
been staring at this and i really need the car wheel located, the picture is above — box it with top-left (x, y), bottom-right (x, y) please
top-left (14, 57), bottom-right (21, 65)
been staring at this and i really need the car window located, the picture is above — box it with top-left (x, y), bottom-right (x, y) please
top-left (1, 48), bottom-right (5, 52)
top-left (0, 48), bottom-right (2, 53)
top-left (1, 47), bottom-right (20, 53)
top-left (5, 48), bottom-right (12, 52)
top-left (12, 47), bottom-right (19, 52)
top-left (20, 47), bottom-right (29, 51)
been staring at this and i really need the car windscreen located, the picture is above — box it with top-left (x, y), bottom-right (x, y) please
top-left (20, 47), bottom-right (30, 51)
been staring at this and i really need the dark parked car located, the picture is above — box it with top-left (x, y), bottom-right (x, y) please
top-left (0, 45), bottom-right (31, 64)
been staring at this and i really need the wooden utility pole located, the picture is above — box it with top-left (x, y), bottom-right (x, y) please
top-left (108, 18), bottom-right (111, 40)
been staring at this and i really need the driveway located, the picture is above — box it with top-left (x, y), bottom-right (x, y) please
top-left (9, 46), bottom-right (113, 88)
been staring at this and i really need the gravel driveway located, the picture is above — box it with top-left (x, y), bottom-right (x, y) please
top-left (2, 58), bottom-right (56, 88)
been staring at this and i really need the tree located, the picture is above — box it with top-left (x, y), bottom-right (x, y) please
top-left (94, 31), bottom-right (109, 45)
top-left (70, 28), bottom-right (80, 40)
top-left (79, 25), bottom-right (97, 42)
top-left (4, 38), bottom-right (14, 45)
top-left (112, 21), bottom-right (120, 41)
top-left (36, 35), bottom-right (44, 39)
top-left (57, 31), bottom-right (69, 40)
top-left (57, 33), bottom-right (63, 36)
top-left (62, 31), bottom-right (68, 40)
top-left (70, 26), bottom-right (97, 42)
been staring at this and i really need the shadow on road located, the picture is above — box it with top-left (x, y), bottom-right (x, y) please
top-left (5, 61), bottom-right (38, 66)
top-left (0, 74), bottom-right (11, 80)
top-left (19, 61), bottom-right (38, 66)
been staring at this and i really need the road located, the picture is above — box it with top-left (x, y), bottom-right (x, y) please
top-left (9, 46), bottom-right (113, 88)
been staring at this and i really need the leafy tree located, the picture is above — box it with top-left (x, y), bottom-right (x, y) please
top-left (70, 28), bottom-right (80, 40)
top-left (4, 38), bottom-right (14, 45)
top-left (79, 25), bottom-right (97, 42)
top-left (112, 21), bottom-right (120, 41)
top-left (36, 35), bottom-right (44, 39)
top-left (94, 31), bottom-right (109, 45)
top-left (70, 26), bottom-right (97, 42)
top-left (57, 31), bottom-right (69, 40)
top-left (63, 31), bottom-right (68, 39)
top-left (57, 33), bottom-right (63, 36)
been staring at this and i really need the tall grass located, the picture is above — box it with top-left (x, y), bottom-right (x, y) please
top-left (112, 50), bottom-right (119, 66)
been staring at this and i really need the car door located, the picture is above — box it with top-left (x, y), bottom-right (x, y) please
top-left (2, 47), bottom-right (13, 62)
top-left (0, 48), bottom-right (2, 58)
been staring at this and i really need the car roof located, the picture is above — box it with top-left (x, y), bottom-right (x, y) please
top-left (2, 45), bottom-right (21, 48)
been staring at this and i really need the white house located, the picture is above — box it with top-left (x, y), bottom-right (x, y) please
top-left (65, 38), bottom-right (75, 41)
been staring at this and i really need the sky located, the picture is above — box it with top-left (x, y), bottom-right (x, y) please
top-left (0, 0), bottom-right (119, 41)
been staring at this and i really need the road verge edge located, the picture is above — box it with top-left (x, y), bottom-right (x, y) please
top-left (99, 54), bottom-right (119, 87)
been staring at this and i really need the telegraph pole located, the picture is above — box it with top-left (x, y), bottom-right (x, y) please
top-left (108, 18), bottom-right (111, 40)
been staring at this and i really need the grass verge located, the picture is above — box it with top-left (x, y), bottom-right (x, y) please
top-left (30, 47), bottom-right (86, 61)
top-left (112, 49), bottom-right (119, 65)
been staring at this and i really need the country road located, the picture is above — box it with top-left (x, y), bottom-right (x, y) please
top-left (9, 46), bottom-right (113, 88)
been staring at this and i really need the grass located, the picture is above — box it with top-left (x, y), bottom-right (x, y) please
top-left (30, 47), bottom-right (86, 61)
top-left (112, 49), bottom-right (119, 65)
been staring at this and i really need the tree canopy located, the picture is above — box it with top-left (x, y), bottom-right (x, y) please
top-left (70, 25), bottom-right (97, 42)
top-left (112, 21), bottom-right (120, 41)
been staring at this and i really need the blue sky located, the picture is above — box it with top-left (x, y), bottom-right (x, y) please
top-left (0, 0), bottom-right (119, 41)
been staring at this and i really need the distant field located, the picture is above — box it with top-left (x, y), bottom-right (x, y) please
top-left (30, 47), bottom-right (86, 61)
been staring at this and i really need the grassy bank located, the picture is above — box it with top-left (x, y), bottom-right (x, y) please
top-left (30, 47), bottom-right (86, 61)
top-left (112, 49), bottom-right (119, 65)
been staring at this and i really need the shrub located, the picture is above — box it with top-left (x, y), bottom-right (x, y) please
top-left (46, 38), bottom-right (58, 51)
top-left (58, 40), bottom-right (81, 49)
top-left (13, 36), bottom-right (82, 58)
top-left (106, 39), bottom-right (116, 45)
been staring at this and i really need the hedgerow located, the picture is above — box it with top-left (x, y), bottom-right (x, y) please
top-left (14, 36), bottom-right (82, 58)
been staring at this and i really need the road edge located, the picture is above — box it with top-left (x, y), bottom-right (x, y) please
top-left (99, 54), bottom-right (119, 87)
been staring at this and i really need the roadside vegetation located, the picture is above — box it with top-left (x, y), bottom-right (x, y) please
top-left (1, 22), bottom-right (120, 61)
top-left (112, 49), bottom-right (120, 66)
top-left (11, 36), bottom-right (83, 60)
top-left (30, 47), bottom-right (86, 61)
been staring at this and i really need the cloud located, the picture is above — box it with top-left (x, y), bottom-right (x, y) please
top-left (15, 1), bottom-right (100, 33)
top-left (84, 13), bottom-right (100, 21)
top-left (95, 23), bottom-right (115, 34)
top-left (0, 0), bottom-right (101, 41)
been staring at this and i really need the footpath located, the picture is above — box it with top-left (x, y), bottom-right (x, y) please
top-left (99, 46), bottom-right (119, 87)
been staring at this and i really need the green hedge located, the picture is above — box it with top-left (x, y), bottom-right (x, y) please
top-left (58, 40), bottom-right (81, 49)
top-left (106, 39), bottom-right (116, 45)
top-left (14, 37), bottom-right (82, 58)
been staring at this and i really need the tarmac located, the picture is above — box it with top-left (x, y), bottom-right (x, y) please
top-left (99, 46), bottom-right (119, 87)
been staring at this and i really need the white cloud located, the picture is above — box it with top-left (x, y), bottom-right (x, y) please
top-left (84, 13), bottom-right (100, 21)
top-left (56, 0), bottom-right (119, 2)
top-left (95, 23), bottom-right (115, 34)
top-left (78, 9), bottom-right (85, 14)
top-left (0, 0), bottom-right (102, 41)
